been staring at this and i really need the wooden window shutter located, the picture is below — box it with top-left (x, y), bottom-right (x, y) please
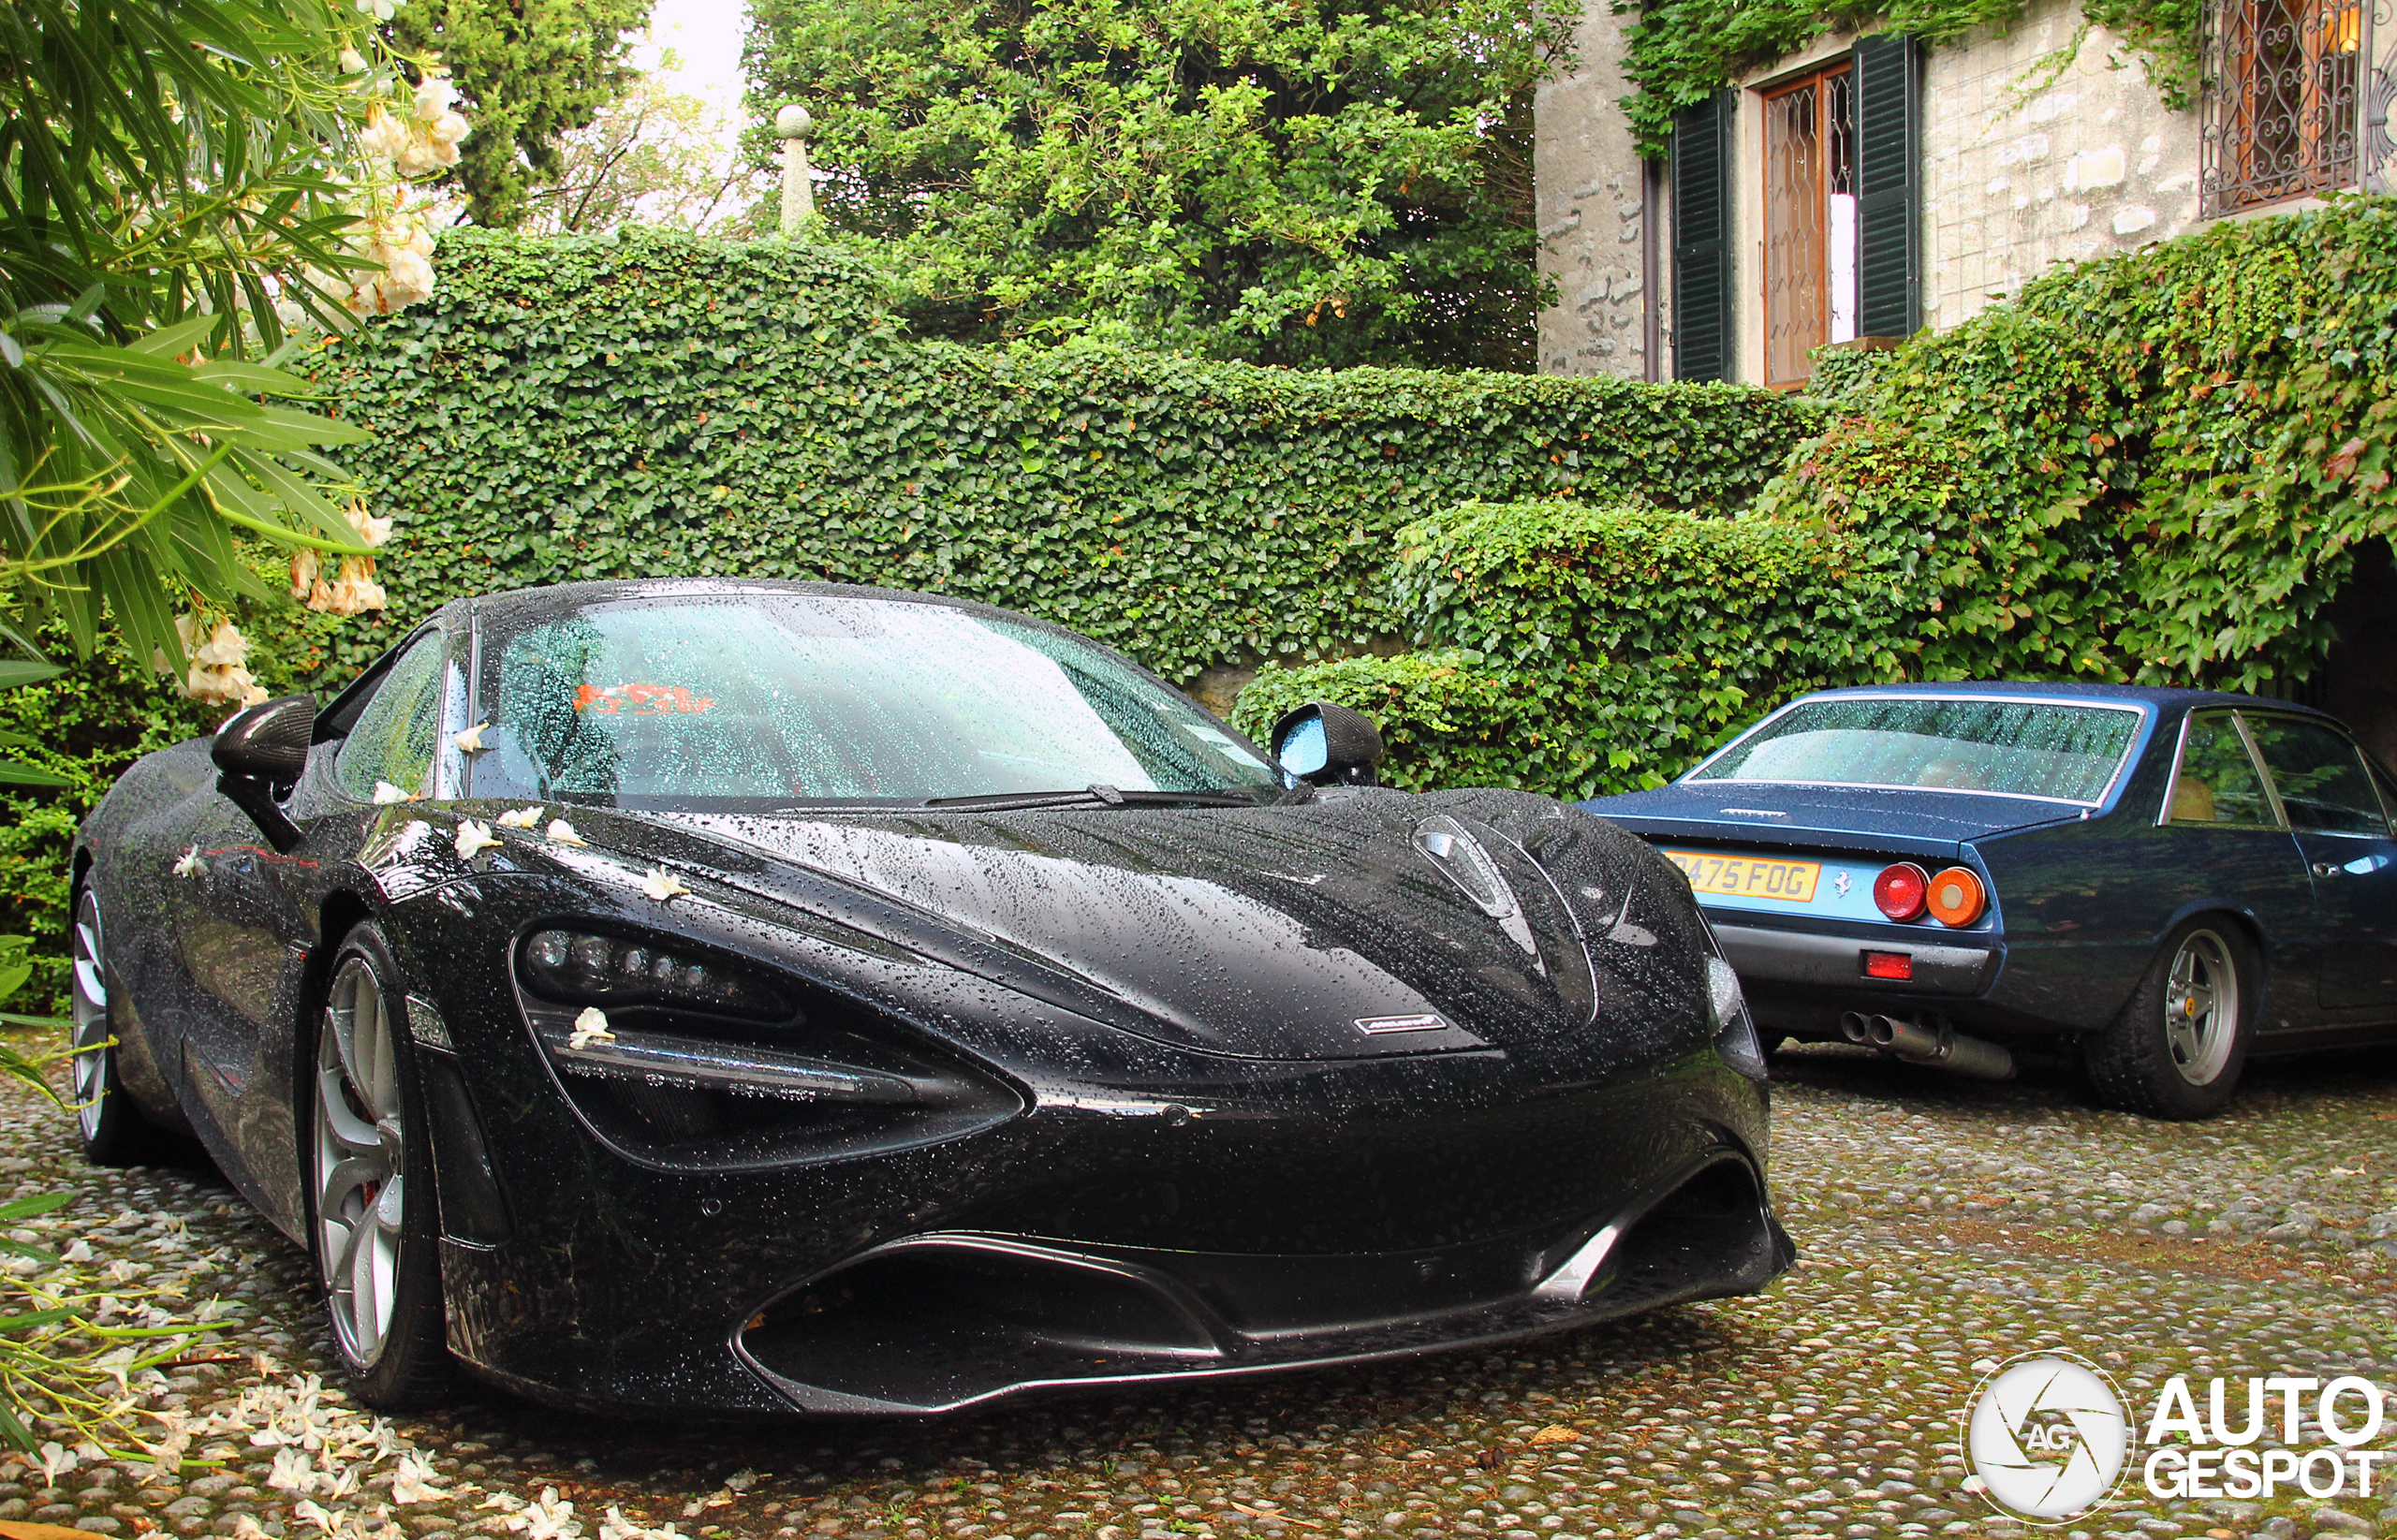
top-left (1670, 91), bottom-right (1735, 382)
top-left (1851, 34), bottom-right (1922, 340)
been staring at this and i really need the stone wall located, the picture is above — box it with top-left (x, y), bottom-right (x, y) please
top-left (1533, 8), bottom-right (1654, 378)
top-left (1921, 0), bottom-right (2201, 330)
top-left (1531, 0), bottom-right (2209, 375)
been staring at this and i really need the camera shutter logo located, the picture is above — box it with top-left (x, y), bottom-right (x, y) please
top-left (1963, 1353), bottom-right (2133, 1522)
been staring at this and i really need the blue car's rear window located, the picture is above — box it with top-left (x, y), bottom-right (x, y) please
top-left (1689, 697), bottom-right (2140, 803)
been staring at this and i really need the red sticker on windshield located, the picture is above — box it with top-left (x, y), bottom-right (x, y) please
top-left (574, 683), bottom-right (715, 715)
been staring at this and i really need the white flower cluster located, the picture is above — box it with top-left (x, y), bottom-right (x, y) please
top-left (160, 614), bottom-right (270, 709)
top-left (299, 60), bottom-right (471, 318)
top-left (290, 500), bottom-right (393, 614)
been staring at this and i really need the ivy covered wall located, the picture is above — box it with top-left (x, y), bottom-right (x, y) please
top-left (305, 228), bottom-right (1822, 690)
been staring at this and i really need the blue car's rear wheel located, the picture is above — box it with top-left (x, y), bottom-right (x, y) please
top-left (2085, 918), bottom-right (2256, 1121)
top-left (308, 921), bottom-right (452, 1408)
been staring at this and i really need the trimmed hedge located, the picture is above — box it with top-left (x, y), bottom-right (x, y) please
top-left (306, 228), bottom-right (1825, 687)
top-left (1230, 499), bottom-right (1911, 797)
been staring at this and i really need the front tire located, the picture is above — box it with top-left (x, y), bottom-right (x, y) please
top-left (2084, 919), bottom-right (2257, 1121)
top-left (309, 922), bottom-right (451, 1409)
top-left (69, 883), bottom-right (173, 1167)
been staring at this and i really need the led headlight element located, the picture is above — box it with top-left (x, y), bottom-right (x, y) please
top-left (519, 927), bottom-right (788, 1020)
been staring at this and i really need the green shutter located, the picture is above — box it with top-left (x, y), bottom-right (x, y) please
top-left (1670, 91), bottom-right (1735, 383)
top-left (1852, 34), bottom-right (1922, 340)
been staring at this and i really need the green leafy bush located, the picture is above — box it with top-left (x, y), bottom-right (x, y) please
top-left (1232, 499), bottom-right (1911, 798)
top-left (1229, 649), bottom-right (1572, 794)
top-left (1762, 194), bottom-right (2397, 694)
top-left (304, 228), bottom-right (1823, 686)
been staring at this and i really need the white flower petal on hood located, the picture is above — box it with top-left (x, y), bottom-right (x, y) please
top-left (453, 819), bottom-right (500, 859)
top-left (371, 781), bottom-right (417, 805)
top-left (496, 805), bottom-right (545, 829)
top-left (640, 867), bottom-right (691, 902)
top-left (568, 1008), bottom-right (613, 1050)
top-left (544, 818), bottom-right (588, 846)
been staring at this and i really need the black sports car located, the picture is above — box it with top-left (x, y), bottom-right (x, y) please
top-left (70, 579), bottom-right (1788, 1416)
top-left (1582, 683), bottom-right (2397, 1120)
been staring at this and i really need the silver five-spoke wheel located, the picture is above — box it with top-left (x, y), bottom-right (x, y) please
top-left (69, 888), bottom-right (110, 1144)
top-left (315, 954), bottom-right (406, 1367)
top-left (2162, 928), bottom-right (2239, 1087)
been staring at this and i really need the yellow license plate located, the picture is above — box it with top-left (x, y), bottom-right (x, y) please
top-left (1663, 850), bottom-right (1823, 903)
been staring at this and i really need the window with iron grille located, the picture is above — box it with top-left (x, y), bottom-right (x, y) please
top-left (2201, 0), bottom-right (2365, 213)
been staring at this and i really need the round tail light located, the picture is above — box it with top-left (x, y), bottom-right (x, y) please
top-left (1927, 866), bottom-right (1988, 927)
top-left (1873, 862), bottom-right (1930, 921)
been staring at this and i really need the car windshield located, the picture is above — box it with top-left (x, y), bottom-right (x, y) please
top-left (469, 594), bottom-right (1280, 808)
top-left (1687, 697), bottom-right (2140, 802)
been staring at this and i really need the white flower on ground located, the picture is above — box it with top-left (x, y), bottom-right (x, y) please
top-left (453, 819), bottom-right (500, 860)
top-left (452, 721), bottom-right (492, 754)
top-left (497, 805), bottom-right (544, 829)
top-left (371, 782), bottom-right (416, 805)
top-left (36, 1440), bottom-right (78, 1483)
top-left (502, 1487), bottom-right (580, 1540)
top-left (545, 818), bottom-right (588, 846)
top-left (172, 846), bottom-right (206, 878)
top-left (58, 1239), bottom-right (92, 1263)
top-left (568, 1007), bottom-right (613, 1050)
top-left (600, 1506), bottom-right (689, 1540)
top-left (268, 1445), bottom-right (317, 1494)
top-left (640, 867), bottom-right (690, 902)
top-left (290, 1498), bottom-right (337, 1534)
top-left (389, 1451), bottom-right (448, 1503)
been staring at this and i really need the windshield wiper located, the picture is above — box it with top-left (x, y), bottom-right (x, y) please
top-left (921, 784), bottom-right (1280, 812)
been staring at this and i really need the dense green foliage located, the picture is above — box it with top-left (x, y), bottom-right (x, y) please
top-left (1246, 198), bottom-right (2397, 796)
top-left (741, 0), bottom-right (1570, 368)
top-left (1231, 499), bottom-right (1909, 796)
top-left (0, 0), bottom-right (417, 666)
top-left (391, 0), bottom-right (651, 227)
top-left (1617, 0), bottom-right (2200, 158)
top-left (1761, 194), bottom-right (2397, 693)
top-left (301, 228), bottom-right (1820, 682)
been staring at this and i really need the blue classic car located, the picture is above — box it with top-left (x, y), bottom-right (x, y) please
top-left (1581, 683), bottom-right (2397, 1119)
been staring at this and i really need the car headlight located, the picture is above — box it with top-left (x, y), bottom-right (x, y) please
top-left (520, 927), bottom-right (789, 1020)
top-left (1704, 953), bottom-right (1769, 1081)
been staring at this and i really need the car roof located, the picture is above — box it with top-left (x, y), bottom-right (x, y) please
top-left (1778, 680), bottom-right (2341, 723)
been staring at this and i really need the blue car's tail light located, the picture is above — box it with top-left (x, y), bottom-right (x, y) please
top-left (1873, 861), bottom-right (1930, 921)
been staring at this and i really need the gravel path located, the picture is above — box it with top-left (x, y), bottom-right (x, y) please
top-left (2, 1035), bottom-right (2392, 1540)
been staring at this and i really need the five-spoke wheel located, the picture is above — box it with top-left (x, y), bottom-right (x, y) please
top-left (308, 923), bottom-right (450, 1405)
top-left (68, 881), bottom-right (171, 1166)
top-left (315, 952), bottom-right (409, 1366)
top-left (2085, 917), bottom-right (2257, 1121)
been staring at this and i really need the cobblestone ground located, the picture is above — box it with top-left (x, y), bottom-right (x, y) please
top-left (2, 1036), bottom-right (2393, 1540)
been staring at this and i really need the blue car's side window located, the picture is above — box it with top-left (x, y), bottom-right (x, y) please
top-left (2242, 715), bottom-right (2392, 838)
top-left (2167, 712), bottom-right (2277, 827)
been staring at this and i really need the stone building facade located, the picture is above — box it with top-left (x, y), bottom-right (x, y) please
top-left (1536, 0), bottom-right (2397, 382)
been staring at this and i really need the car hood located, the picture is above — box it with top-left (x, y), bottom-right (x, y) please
top-left (466, 790), bottom-right (1683, 1063)
top-left (1579, 780), bottom-right (2079, 858)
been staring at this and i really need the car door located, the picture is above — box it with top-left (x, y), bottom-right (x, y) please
top-left (2154, 710), bottom-right (2317, 1033)
top-left (180, 629), bottom-right (456, 1149)
top-left (2240, 711), bottom-right (2397, 1013)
